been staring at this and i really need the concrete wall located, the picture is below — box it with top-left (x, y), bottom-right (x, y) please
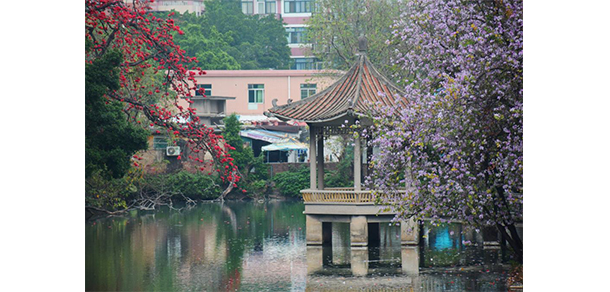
top-left (137, 135), bottom-right (216, 175)
top-left (149, 0), bottom-right (205, 16)
top-left (179, 70), bottom-right (338, 117)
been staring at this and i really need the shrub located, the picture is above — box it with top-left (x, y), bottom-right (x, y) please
top-left (325, 144), bottom-right (354, 188)
top-left (138, 171), bottom-right (222, 201)
top-left (272, 166), bottom-right (310, 197)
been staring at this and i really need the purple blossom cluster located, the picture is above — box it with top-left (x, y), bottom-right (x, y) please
top-left (365, 0), bottom-right (523, 237)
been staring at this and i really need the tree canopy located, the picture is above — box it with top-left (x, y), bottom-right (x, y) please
top-left (165, 0), bottom-right (291, 70)
top-left (85, 46), bottom-right (149, 179)
top-left (222, 114), bottom-right (268, 193)
top-left (365, 0), bottom-right (523, 261)
top-left (306, 0), bottom-right (401, 77)
top-left (86, 0), bottom-right (240, 196)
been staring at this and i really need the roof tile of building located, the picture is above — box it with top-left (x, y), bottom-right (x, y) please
top-left (266, 54), bottom-right (406, 124)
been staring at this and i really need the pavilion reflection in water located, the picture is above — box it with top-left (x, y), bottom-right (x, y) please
top-left (267, 36), bottom-right (420, 277)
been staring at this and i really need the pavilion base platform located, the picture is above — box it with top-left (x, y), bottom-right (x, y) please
top-left (303, 190), bottom-right (419, 276)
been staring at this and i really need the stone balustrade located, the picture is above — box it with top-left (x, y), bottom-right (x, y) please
top-left (301, 187), bottom-right (408, 204)
top-left (301, 188), bottom-right (374, 203)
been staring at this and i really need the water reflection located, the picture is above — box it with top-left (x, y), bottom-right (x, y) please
top-left (86, 202), bottom-right (517, 291)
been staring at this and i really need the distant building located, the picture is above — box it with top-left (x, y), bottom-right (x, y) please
top-left (148, 0), bottom-right (206, 16)
top-left (147, 0), bottom-right (317, 67)
top-left (191, 95), bottom-right (235, 126)
top-left (241, 0), bottom-right (317, 69)
top-left (180, 69), bottom-right (339, 122)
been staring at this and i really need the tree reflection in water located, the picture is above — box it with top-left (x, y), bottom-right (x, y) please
top-left (86, 201), bottom-right (517, 291)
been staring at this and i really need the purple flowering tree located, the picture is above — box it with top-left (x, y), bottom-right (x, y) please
top-left (365, 0), bottom-right (523, 261)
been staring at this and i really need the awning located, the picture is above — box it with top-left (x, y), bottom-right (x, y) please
top-left (239, 129), bottom-right (297, 143)
top-left (238, 115), bottom-right (279, 123)
top-left (261, 139), bottom-right (308, 152)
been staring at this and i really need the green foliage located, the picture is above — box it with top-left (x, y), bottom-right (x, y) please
top-left (85, 45), bottom-right (149, 179)
top-left (85, 168), bottom-right (142, 211)
top-left (140, 171), bottom-right (222, 200)
top-left (172, 22), bottom-right (241, 70)
top-left (222, 114), bottom-right (268, 193)
top-left (422, 249), bottom-right (462, 267)
top-left (166, 0), bottom-right (290, 70)
top-left (325, 143), bottom-right (354, 188)
top-left (273, 166), bottom-right (310, 197)
top-left (246, 179), bottom-right (268, 197)
top-left (306, 0), bottom-right (401, 78)
top-left (273, 140), bottom-right (357, 197)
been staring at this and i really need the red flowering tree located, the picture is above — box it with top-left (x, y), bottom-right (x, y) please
top-left (86, 0), bottom-right (240, 199)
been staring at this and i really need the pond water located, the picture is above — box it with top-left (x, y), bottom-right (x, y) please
top-left (86, 201), bottom-right (519, 291)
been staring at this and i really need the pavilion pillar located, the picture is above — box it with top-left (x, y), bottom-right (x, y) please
top-left (306, 215), bottom-right (323, 245)
top-left (354, 136), bottom-right (361, 191)
top-left (350, 247), bottom-right (369, 276)
top-left (309, 126), bottom-right (317, 190)
top-left (317, 131), bottom-right (325, 189)
top-left (401, 217), bottom-right (419, 245)
top-left (350, 215), bottom-right (368, 247)
top-left (401, 245), bottom-right (420, 275)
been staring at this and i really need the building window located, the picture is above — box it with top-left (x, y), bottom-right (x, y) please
top-left (265, 0), bottom-right (276, 14)
top-left (291, 58), bottom-right (316, 70)
top-left (241, 0), bottom-right (253, 14)
top-left (300, 83), bottom-right (317, 99)
top-left (284, 0), bottom-right (312, 13)
top-left (248, 84), bottom-right (264, 104)
top-left (196, 84), bottom-right (211, 96)
top-left (153, 137), bottom-right (168, 149)
top-left (286, 27), bottom-right (307, 44)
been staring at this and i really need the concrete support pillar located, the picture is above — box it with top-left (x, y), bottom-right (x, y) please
top-left (401, 245), bottom-right (420, 276)
top-left (306, 246), bottom-right (323, 274)
top-left (309, 126), bottom-right (317, 190)
top-left (350, 247), bottom-right (369, 276)
top-left (354, 137), bottom-right (361, 191)
top-left (306, 215), bottom-right (323, 245)
top-left (317, 132), bottom-right (325, 189)
top-left (401, 217), bottom-right (419, 245)
top-left (350, 215), bottom-right (368, 247)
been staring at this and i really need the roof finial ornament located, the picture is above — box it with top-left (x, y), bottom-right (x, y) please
top-left (358, 34), bottom-right (367, 54)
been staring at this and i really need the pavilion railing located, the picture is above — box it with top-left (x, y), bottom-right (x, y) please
top-left (301, 187), bottom-right (409, 203)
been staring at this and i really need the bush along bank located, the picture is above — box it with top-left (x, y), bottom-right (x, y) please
top-left (86, 159), bottom-right (356, 216)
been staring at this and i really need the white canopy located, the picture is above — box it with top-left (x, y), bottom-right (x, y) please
top-left (261, 139), bottom-right (308, 152)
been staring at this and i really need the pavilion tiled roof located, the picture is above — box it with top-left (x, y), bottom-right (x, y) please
top-left (266, 53), bottom-right (406, 124)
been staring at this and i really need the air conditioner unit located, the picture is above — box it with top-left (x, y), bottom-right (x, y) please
top-left (166, 146), bottom-right (181, 156)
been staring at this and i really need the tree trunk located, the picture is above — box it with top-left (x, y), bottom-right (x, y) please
top-left (496, 223), bottom-right (523, 263)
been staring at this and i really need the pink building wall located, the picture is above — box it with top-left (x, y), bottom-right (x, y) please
top-left (178, 70), bottom-right (339, 117)
top-left (282, 17), bottom-right (309, 25)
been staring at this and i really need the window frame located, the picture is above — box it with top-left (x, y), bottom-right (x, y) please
top-left (265, 0), bottom-right (276, 14)
top-left (153, 136), bottom-right (168, 150)
top-left (241, 0), bottom-right (253, 14)
top-left (291, 57), bottom-right (316, 70)
top-left (284, 0), bottom-right (312, 13)
top-left (248, 84), bottom-right (265, 104)
top-left (300, 83), bottom-right (317, 99)
top-left (286, 26), bottom-right (307, 44)
top-left (196, 84), bottom-right (212, 96)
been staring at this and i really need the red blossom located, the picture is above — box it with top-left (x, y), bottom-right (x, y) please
top-left (86, 0), bottom-right (240, 196)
